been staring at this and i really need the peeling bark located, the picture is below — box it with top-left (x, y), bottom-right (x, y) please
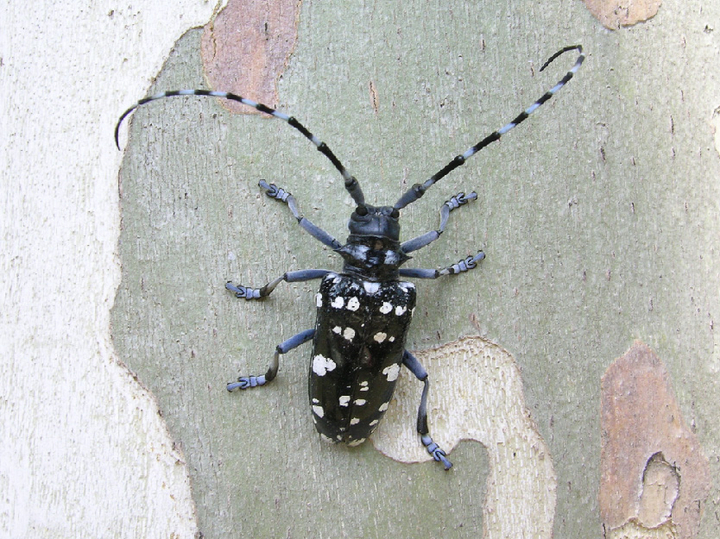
top-left (600, 342), bottom-right (711, 538)
top-left (583, 0), bottom-right (662, 30)
top-left (201, 0), bottom-right (301, 112)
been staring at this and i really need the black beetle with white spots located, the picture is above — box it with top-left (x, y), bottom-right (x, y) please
top-left (116, 45), bottom-right (584, 470)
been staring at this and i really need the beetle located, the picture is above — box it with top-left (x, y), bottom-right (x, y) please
top-left (116, 45), bottom-right (584, 469)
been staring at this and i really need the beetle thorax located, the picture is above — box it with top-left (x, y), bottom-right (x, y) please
top-left (338, 205), bottom-right (409, 280)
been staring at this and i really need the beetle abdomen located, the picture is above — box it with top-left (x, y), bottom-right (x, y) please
top-left (310, 273), bottom-right (416, 445)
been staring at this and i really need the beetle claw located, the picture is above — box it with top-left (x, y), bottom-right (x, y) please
top-left (430, 447), bottom-right (453, 470)
top-left (421, 434), bottom-right (453, 470)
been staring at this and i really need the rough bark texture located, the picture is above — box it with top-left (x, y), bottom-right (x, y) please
top-left (4, 0), bottom-right (720, 538)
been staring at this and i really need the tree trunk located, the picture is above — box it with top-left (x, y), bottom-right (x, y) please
top-left (4, 0), bottom-right (719, 537)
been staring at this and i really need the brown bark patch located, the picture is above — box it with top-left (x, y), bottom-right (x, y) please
top-left (600, 342), bottom-right (710, 538)
top-left (583, 0), bottom-right (662, 30)
top-left (201, 0), bottom-right (302, 113)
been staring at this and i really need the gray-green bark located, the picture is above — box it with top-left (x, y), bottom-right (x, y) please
top-left (111, 1), bottom-right (720, 537)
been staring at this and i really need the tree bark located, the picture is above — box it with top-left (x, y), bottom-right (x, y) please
top-left (4, 0), bottom-right (719, 537)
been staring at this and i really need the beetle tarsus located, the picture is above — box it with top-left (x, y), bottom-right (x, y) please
top-left (440, 251), bottom-right (486, 276)
top-left (225, 281), bottom-right (263, 300)
top-left (259, 180), bottom-right (291, 203)
top-left (422, 434), bottom-right (453, 470)
top-left (227, 374), bottom-right (266, 391)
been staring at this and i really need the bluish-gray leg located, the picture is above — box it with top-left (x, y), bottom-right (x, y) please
top-left (259, 180), bottom-right (342, 249)
top-left (401, 192), bottom-right (477, 254)
top-left (399, 251), bottom-right (485, 280)
top-left (227, 269), bottom-right (332, 300)
top-left (402, 350), bottom-right (453, 470)
top-left (227, 328), bottom-right (315, 391)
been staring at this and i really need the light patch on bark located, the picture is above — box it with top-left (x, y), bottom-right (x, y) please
top-left (372, 336), bottom-right (557, 539)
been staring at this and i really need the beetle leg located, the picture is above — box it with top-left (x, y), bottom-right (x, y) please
top-left (398, 251), bottom-right (485, 280)
top-left (401, 350), bottom-right (453, 470)
top-left (226, 269), bottom-right (333, 300)
top-left (400, 191), bottom-right (478, 254)
top-left (227, 328), bottom-right (315, 391)
top-left (258, 180), bottom-right (343, 249)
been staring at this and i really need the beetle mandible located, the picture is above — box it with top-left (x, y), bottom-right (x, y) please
top-left (116, 45), bottom-right (584, 470)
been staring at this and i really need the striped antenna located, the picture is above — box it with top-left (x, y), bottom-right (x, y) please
top-left (115, 89), bottom-right (365, 206)
top-left (394, 45), bottom-right (584, 210)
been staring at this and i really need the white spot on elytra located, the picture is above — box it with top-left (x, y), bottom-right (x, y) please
top-left (378, 402), bottom-right (389, 412)
top-left (332, 326), bottom-right (341, 334)
top-left (354, 399), bottom-right (367, 406)
top-left (369, 419), bottom-right (379, 427)
top-left (379, 302), bottom-right (393, 314)
top-left (348, 438), bottom-right (366, 447)
top-left (343, 327), bottom-right (355, 341)
top-left (339, 395), bottom-right (350, 407)
top-left (382, 363), bottom-right (400, 381)
top-left (320, 434), bottom-right (334, 443)
top-left (389, 336), bottom-right (395, 343)
top-left (346, 297), bottom-right (360, 311)
top-left (312, 405), bottom-right (325, 418)
top-left (331, 296), bottom-right (344, 308)
top-left (395, 305), bottom-right (407, 316)
top-left (312, 398), bottom-right (319, 404)
top-left (374, 332), bottom-right (387, 343)
top-left (363, 281), bottom-right (380, 294)
top-left (350, 417), bottom-right (360, 425)
top-left (312, 354), bottom-right (336, 376)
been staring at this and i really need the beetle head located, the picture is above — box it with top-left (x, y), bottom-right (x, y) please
top-left (347, 204), bottom-right (400, 241)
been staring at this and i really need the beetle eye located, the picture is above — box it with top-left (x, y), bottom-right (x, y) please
top-left (356, 205), bottom-right (368, 216)
top-left (390, 208), bottom-right (400, 219)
